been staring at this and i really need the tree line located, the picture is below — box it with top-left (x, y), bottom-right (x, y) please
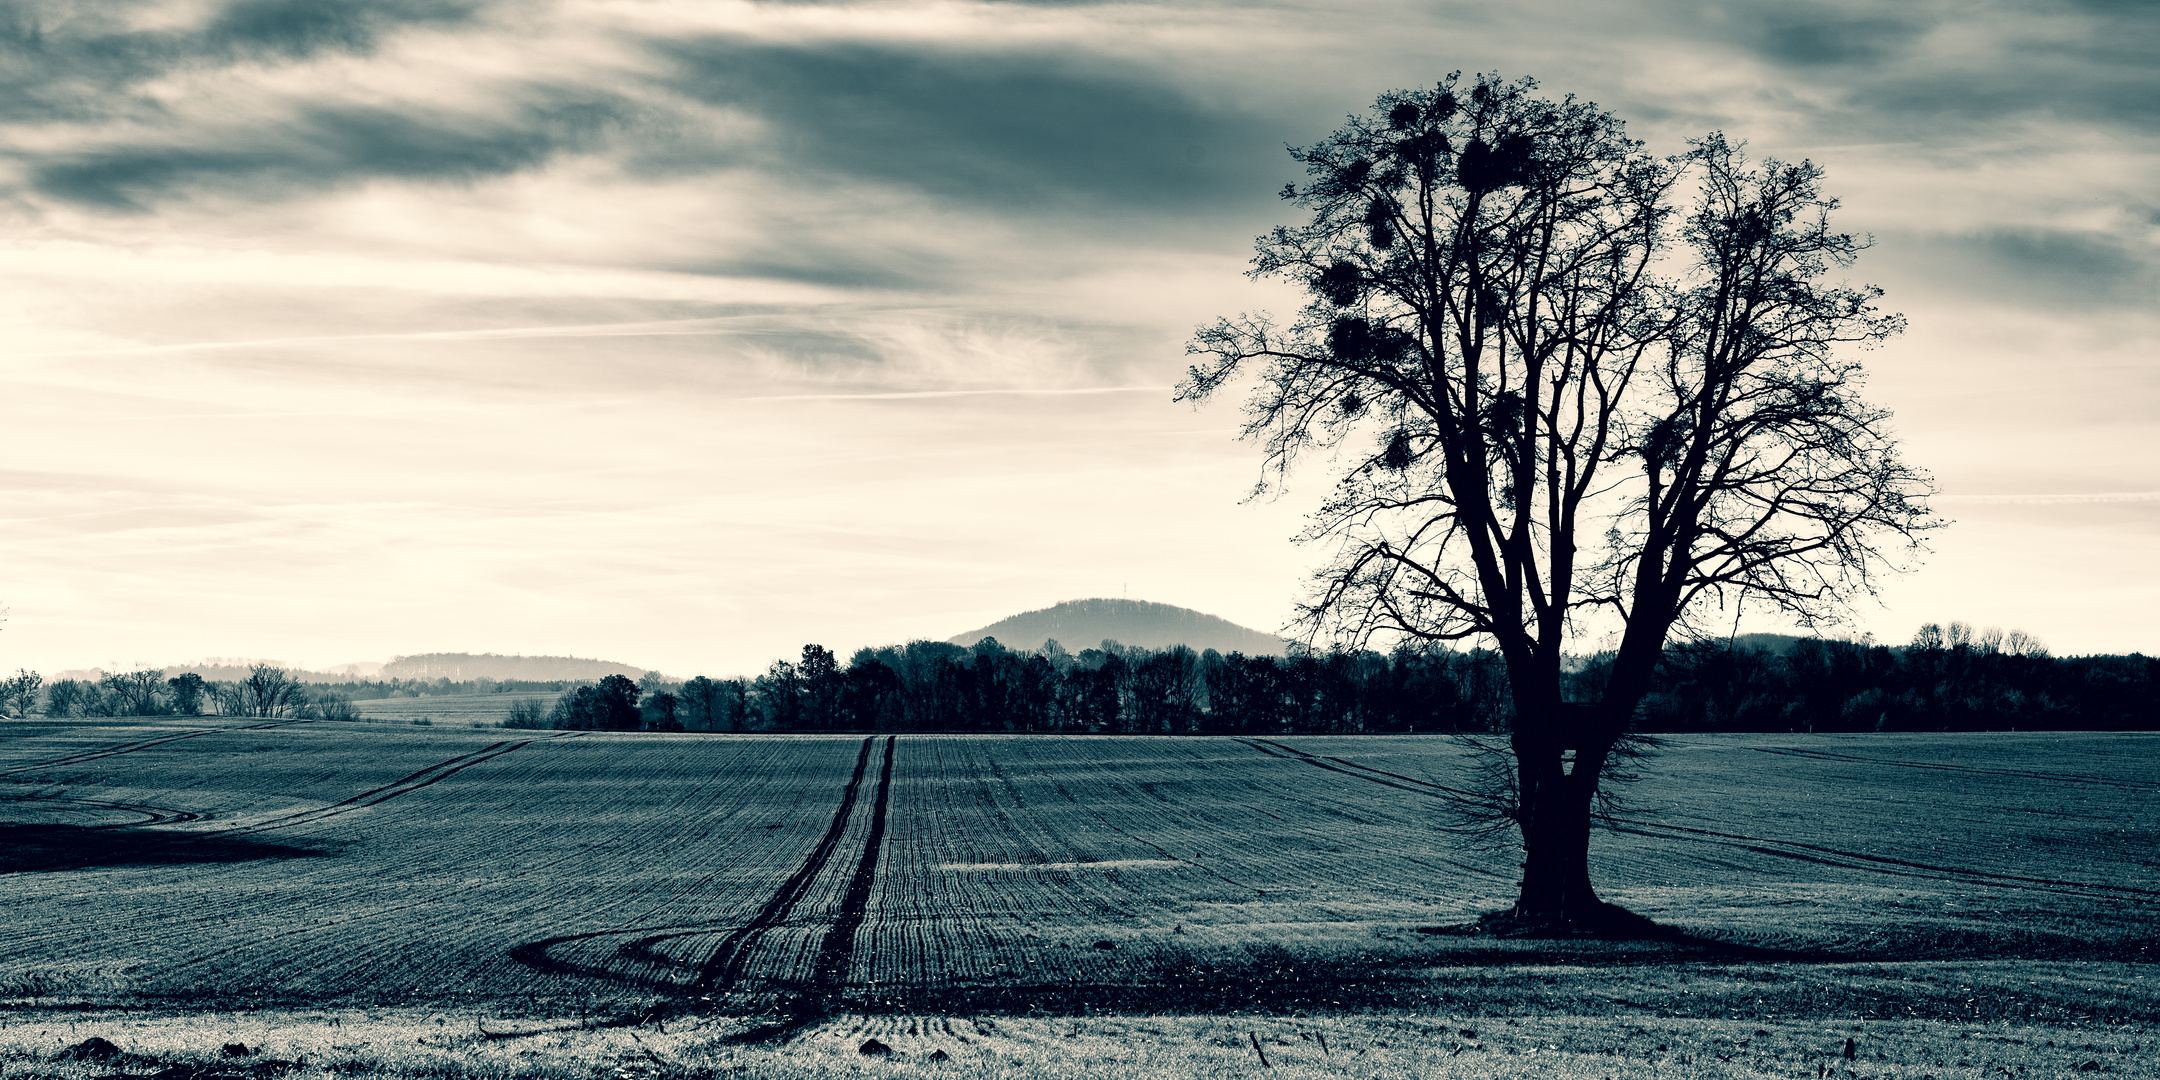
top-left (1641, 623), bottom-right (2155, 732)
top-left (5, 622), bottom-right (2147, 732)
top-left (0, 663), bottom-right (351, 719)
top-left (507, 622), bottom-right (2154, 735)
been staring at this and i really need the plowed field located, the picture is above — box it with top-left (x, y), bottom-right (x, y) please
top-left (1, 721), bottom-right (2153, 1019)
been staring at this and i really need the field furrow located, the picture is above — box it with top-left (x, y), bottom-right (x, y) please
top-left (2, 725), bottom-right (2152, 1013)
top-left (0, 719), bottom-right (309, 777)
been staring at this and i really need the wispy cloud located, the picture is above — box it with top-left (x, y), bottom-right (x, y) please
top-left (1936, 492), bottom-right (2160, 505)
top-left (736, 385), bottom-right (1171, 403)
top-left (0, 0), bottom-right (2153, 669)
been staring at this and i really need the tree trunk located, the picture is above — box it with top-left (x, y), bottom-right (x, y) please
top-left (1501, 700), bottom-right (1639, 933)
top-left (1510, 745), bottom-right (1603, 923)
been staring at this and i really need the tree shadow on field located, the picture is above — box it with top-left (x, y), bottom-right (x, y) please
top-left (803, 931), bottom-right (2159, 1025)
top-left (0, 823), bottom-right (326, 874)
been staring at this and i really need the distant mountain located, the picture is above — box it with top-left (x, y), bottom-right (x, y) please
top-left (49, 653), bottom-right (648, 685)
top-left (949, 599), bottom-right (1289, 656)
top-left (381, 653), bottom-right (644, 682)
top-left (54, 660), bottom-right (364, 684)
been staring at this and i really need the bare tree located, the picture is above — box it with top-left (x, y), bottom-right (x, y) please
top-left (236, 663), bottom-right (305, 717)
top-left (0, 669), bottom-right (41, 718)
top-left (1181, 73), bottom-right (1937, 931)
top-left (100, 670), bottom-right (165, 716)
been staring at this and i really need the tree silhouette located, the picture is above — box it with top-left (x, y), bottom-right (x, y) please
top-left (166, 672), bottom-right (207, 716)
top-left (551, 674), bottom-right (642, 730)
top-left (0, 669), bottom-right (40, 718)
top-left (1181, 73), bottom-right (1937, 931)
top-left (234, 663), bottom-right (305, 717)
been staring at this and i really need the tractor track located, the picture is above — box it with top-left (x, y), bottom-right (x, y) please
top-left (1609, 819), bottom-right (2160, 901)
top-left (1241, 737), bottom-right (1480, 798)
top-left (688, 735), bottom-right (886, 995)
top-left (0, 718), bottom-right (310, 778)
top-left (809, 734), bottom-right (896, 1004)
top-left (507, 736), bottom-right (903, 1019)
top-left (207, 732), bottom-right (581, 838)
top-left (0, 793), bottom-right (205, 827)
top-left (1746, 744), bottom-right (2157, 791)
top-left (1244, 736), bottom-right (2160, 903)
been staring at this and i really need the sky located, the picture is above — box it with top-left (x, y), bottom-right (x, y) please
top-left (0, 0), bottom-right (2154, 676)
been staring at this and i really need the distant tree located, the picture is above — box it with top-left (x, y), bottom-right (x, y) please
top-left (798, 645), bottom-right (842, 730)
top-left (841, 656), bottom-right (900, 730)
top-left (1009, 654), bottom-right (1059, 732)
top-left (752, 659), bottom-right (801, 729)
top-left (2004, 628), bottom-right (2048, 658)
top-left (210, 682), bottom-right (246, 716)
top-left (43, 678), bottom-right (90, 718)
top-left (1180, 75), bottom-right (1936, 930)
top-left (309, 693), bottom-right (362, 722)
top-left (1038, 638), bottom-right (1073, 669)
top-left (166, 672), bottom-right (207, 716)
top-left (1080, 653), bottom-right (1127, 732)
top-left (640, 690), bottom-right (681, 731)
top-left (715, 677), bottom-right (751, 730)
top-left (102, 670), bottom-right (165, 716)
top-left (0, 669), bottom-right (41, 718)
top-left (1129, 646), bottom-right (1201, 733)
top-left (598, 674), bottom-right (642, 729)
top-left (676, 676), bottom-right (726, 731)
top-left (550, 674), bottom-right (641, 731)
top-left (235, 663), bottom-right (305, 717)
top-left (503, 698), bottom-right (548, 729)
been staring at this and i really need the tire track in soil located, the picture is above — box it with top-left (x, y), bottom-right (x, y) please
top-left (1241, 737), bottom-right (2159, 904)
top-left (1746, 745), bottom-right (2156, 792)
top-left (686, 736), bottom-right (880, 996)
top-left (506, 738), bottom-right (883, 999)
top-left (0, 793), bottom-right (205, 826)
top-left (1241, 737), bottom-right (1479, 798)
top-left (0, 719), bottom-right (309, 778)
top-left (1609, 820), bottom-right (2160, 901)
top-left (808, 734), bottom-right (896, 1010)
top-left (206, 732), bottom-right (580, 838)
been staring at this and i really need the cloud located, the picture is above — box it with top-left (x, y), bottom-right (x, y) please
top-left (647, 35), bottom-right (1290, 215)
top-left (28, 94), bottom-right (628, 208)
top-left (0, 0), bottom-right (487, 123)
top-left (1666, 0), bottom-right (2160, 137)
top-left (1920, 225), bottom-right (2160, 310)
top-left (1750, 8), bottom-right (1926, 66)
top-left (203, 0), bottom-right (480, 59)
top-left (1936, 491), bottom-right (2160, 505)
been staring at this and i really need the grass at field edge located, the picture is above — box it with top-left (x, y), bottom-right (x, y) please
top-left (1, 1004), bottom-right (2153, 1080)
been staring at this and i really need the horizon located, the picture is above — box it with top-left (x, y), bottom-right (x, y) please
top-left (34, 604), bottom-right (2121, 685)
top-left (1, 1), bottom-right (2153, 674)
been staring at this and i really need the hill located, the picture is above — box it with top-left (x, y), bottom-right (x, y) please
top-left (380, 653), bottom-right (645, 682)
top-left (949, 599), bottom-right (1288, 656)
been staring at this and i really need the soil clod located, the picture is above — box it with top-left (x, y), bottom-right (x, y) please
top-left (857, 1038), bottom-right (892, 1056)
top-left (58, 1037), bottom-right (123, 1062)
top-left (221, 1044), bottom-right (251, 1058)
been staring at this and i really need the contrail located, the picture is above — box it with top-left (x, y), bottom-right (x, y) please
top-left (1934, 492), bottom-right (2160, 505)
top-left (12, 316), bottom-right (800, 358)
top-left (736, 386), bottom-right (1171, 402)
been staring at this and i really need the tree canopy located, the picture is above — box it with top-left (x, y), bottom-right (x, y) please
top-left (1179, 73), bottom-right (1938, 930)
